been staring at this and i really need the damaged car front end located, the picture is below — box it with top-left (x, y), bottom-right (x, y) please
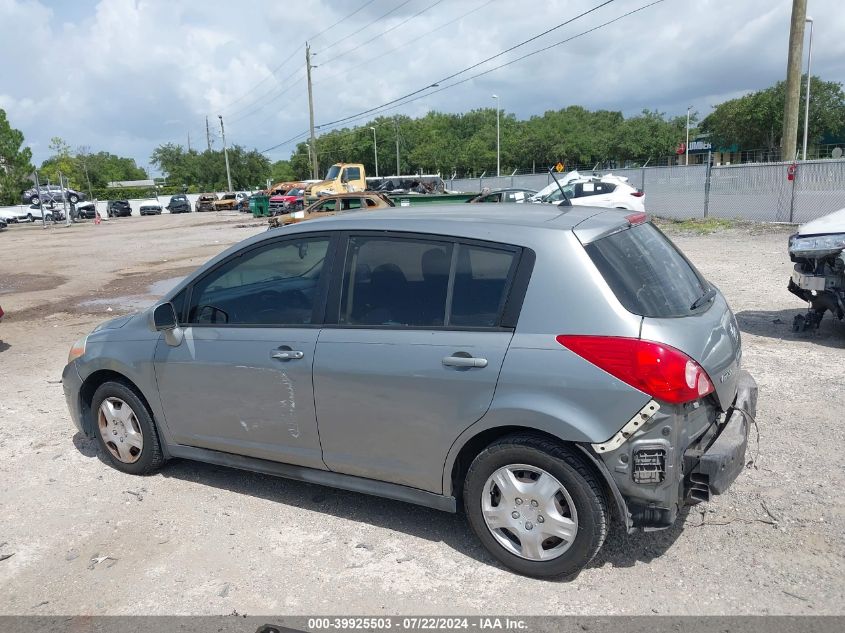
top-left (787, 207), bottom-right (845, 331)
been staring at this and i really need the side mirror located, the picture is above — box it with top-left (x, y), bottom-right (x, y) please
top-left (152, 302), bottom-right (178, 331)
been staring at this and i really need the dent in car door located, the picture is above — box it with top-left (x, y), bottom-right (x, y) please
top-left (154, 234), bottom-right (334, 469)
top-left (312, 235), bottom-right (523, 493)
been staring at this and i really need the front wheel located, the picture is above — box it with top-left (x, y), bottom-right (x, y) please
top-left (91, 380), bottom-right (164, 475)
top-left (69, 194), bottom-right (79, 204)
top-left (31, 196), bottom-right (40, 205)
top-left (26, 213), bottom-right (34, 222)
top-left (463, 434), bottom-right (609, 578)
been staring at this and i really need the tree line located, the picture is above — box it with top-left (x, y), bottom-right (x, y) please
top-left (1, 76), bottom-right (843, 204)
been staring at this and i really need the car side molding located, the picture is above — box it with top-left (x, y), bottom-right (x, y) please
top-left (167, 444), bottom-right (458, 513)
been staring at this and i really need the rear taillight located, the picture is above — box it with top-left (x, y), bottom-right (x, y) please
top-left (556, 335), bottom-right (714, 404)
top-left (625, 212), bottom-right (647, 225)
top-left (630, 191), bottom-right (645, 197)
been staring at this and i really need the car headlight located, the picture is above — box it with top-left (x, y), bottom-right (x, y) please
top-left (788, 233), bottom-right (845, 256)
top-left (68, 336), bottom-right (88, 363)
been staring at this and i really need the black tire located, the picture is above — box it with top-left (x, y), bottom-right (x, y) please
top-left (91, 380), bottom-right (164, 475)
top-left (463, 434), bottom-right (609, 578)
top-left (26, 213), bottom-right (34, 222)
top-left (31, 196), bottom-right (40, 206)
top-left (69, 194), bottom-right (79, 204)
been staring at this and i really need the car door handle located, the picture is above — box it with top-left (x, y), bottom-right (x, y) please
top-left (442, 355), bottom-right (488, 368)
top-left (271, 350), bottom-right (304, 361)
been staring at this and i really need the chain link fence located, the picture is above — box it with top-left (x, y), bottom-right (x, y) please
top-left (447, 159), bottom-right (845, 223)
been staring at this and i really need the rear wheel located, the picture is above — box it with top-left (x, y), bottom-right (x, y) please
top-left (91, 380), bottom-right (164, 475)
top-left (463, 434), bottom-right (609, 578)
top-left (69, 194), bottom-right (79, 204)
top-left (31, 196), bottom-right (40, 205)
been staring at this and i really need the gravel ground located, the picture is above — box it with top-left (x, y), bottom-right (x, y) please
top-left (0, 213), bottom-right (842, 615)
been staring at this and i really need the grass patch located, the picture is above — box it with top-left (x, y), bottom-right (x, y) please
top-left (653, 216), bottom-right (737, 234)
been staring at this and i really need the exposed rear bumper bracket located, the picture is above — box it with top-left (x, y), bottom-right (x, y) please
top-left (591, 400), bottom-right (660, 454)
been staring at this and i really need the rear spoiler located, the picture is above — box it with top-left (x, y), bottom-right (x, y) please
top-left (572, 210), bottom-right (648, 245)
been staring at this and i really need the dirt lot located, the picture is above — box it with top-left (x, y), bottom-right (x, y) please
top-left (0, 213), bottom-right (843, 615)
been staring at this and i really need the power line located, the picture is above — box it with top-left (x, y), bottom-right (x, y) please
top-left (317, 0), bottom-right (413, 55)
top-left (261, 0), bottom-right (663, 154)
top-left (310, 0), bottom-right (378, 43)
top-left (319, 0), bottom-right (445, 66)
top-left (315, 0), bottom-right (619, 130)
top-left (314, 0), bottom-right (494, 87)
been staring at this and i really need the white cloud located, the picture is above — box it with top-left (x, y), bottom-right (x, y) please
top-left (0, 0), bottom-right (842, 169)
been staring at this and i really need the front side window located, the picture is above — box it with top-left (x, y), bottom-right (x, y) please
top-left (338, 236), bottom-right (518, 328)
top-left (326, 165), bottom-right (341, 180)
top-left (187, 237), bottom-right (330, 325)
top-left (314, 199), bottom-right (337, 213)
top-left (345, 167), bottom-right (361, 181)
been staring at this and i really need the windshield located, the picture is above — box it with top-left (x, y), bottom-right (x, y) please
top-left (325, 165), bottom-right (341, 180)
top-left (223, 194), bottom-right (236, 200)
top-left (287, 188), bottom-right (303, 196)
top-left (585, 223), bottom-right (708, 318)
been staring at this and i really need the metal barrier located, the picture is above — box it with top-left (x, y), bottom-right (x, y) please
top-left (447, 159), bottom-right (845, 223)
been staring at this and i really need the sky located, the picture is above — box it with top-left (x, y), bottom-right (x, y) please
top-left (1, 0), bottom-right (843, 175)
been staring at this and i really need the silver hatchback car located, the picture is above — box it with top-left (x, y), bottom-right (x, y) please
top-left (63, 206), bottom-right (757, 578)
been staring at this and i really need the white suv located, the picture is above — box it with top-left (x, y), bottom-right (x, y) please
top-left (532, 171), bottom-right (645, 212)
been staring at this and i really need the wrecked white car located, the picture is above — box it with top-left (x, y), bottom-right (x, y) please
top-left (788, 206), bottom-right (845, 331)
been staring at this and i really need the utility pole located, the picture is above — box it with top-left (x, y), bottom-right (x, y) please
top-left (206, 116), bottom-right (212, 151)
top-left (218, 115), bottom-right (233, 192)
top-left (394, 116), bottom-right (400, 176)
top-left (370, 127), bottom-right (379, 178)
top-left (782, 0), bottom-right (808, 162)
top-left (492, 95), bottom-right (500, 177)
top-left (306, 42), bottom-right (319, 180)
top-left (187, 132), bottom-right (192, 152)
top-left (686, 105), bottom-right (692, 166)
top-left (802, 16), bottom-right (814, 161)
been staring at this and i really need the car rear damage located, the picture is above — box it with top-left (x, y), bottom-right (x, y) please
top-left (566, 210), bottom-right (757, 530)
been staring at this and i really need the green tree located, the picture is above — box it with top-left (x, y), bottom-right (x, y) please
top-left (0, 109), bottom-right (34, 204)
top-left (701, 76), bottom-right (845, 154)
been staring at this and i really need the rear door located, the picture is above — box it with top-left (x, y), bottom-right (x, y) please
top-left (578, 219), bottom-right (741, 408)
top-left (312, 232), bottom-right (523, 492)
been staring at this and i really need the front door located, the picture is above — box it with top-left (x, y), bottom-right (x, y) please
top-left (313, 234), bottom-right (521, 493)
top-left (154, 234), bottom-right (333, 468)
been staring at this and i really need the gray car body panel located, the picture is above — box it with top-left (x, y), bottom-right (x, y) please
top-left (64, 204), bottom-right (749, 524)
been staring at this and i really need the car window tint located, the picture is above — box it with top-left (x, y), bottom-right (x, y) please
top-left (317, 200), bottom-right (337, 212)
top-left (339, 237), bottom-right (453, 327)
top-left (450, 245), bottom-right (516, 327)
top-left (585, 223), bottom-right (707, 318)
top-left (187, 237), bottom-right (330, 325)
top-left (341, 198), bottom-right (363, 210)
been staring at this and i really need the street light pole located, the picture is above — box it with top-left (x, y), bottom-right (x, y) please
top-left (492, 94), bottom-right (500, 177)
top-left (802, 17), bottom-right (814, 161)
top-left (218, 115), bottom-right (233, 192)
top-left (685, 105), bottom-right (692, 166)
top-left (370, 126), bottom-right (378, 178)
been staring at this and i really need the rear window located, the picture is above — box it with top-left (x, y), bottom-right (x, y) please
top-left (585, 223), bottom-right (708, 318)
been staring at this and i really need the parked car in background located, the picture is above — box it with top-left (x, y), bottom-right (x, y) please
top-left (0, 207), bottom-right (35, 223)
top-left (76, 202), bottom-right (97, 219)
top-left (268, 192), bottom-right (394, 228)
top-left (195, 194), bottom-right (217, 212)
top-left (166, 194), bottom-right (191, 214)
top-left (139, 201), bottom-right (163, 216)
top-left (269, 187), bottom-right (306, 214)
top-left (0, 217), bottom-right (7, 231)
top-left (107, 200), bottom-right (132, 218)
top-left (467, 188), bottom-right (538, 204)
top-left (788, 206), bottom-right (845, 331)
top-left (213, 192), bottom-right (249, 211)
top-left (63, 205), bottom-right (756, 578)
top-left (21, 184), bottom-right (85, 206)
top-left (532, 172), bottom-right (645, 212)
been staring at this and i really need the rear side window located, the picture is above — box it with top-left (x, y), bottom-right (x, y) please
top-left (585, 223), bottom-right (707, 318)
top-left (338, 237), bottom-right (518, 328)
